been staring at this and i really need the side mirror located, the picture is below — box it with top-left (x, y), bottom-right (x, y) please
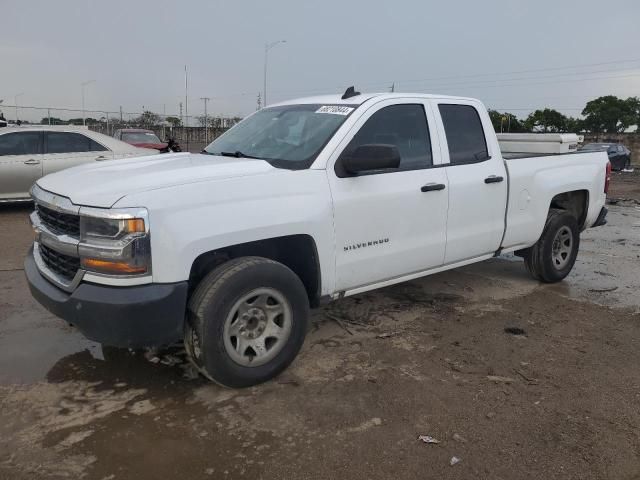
top-left (341, 144), bottom-right (401, 175)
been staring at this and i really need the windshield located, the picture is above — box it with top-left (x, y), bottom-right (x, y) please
top-left (204, 104), bottom-right (355, 169)
top-left (122, 132), bottom-right (162, 144)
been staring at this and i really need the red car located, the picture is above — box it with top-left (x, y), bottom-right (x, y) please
top-left (114, 129), bottom-right (173, 152)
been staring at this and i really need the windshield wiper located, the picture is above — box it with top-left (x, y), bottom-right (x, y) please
top-left (219, 151), bottom-right (262, 159)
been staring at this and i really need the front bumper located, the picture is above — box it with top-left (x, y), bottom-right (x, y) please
top-left (25, 247), bottom-right (188, 348)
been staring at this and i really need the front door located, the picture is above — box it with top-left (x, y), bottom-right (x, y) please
top-left (0, 131), bottom-right (44, 200)
top-left (328, 100), bottom-right (449, 292)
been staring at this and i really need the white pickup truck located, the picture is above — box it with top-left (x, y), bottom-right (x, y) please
top-left (26, 89), bottom-right (610, 387)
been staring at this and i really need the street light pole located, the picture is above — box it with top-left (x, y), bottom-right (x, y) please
top-left (200, 97), bottom-right (211, 142)
top-left (14, 93), bottom-right (24, 123)
top-left (81, 80), bottom-right (95, 126)
top-left (263, 40), bottom-right (286, 108)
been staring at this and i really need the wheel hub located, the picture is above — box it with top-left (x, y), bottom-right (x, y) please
top-left (223, 288), bottom-right (293, 367)
top-left (240, 307), bottom-right (267, 339)
top-left (551, 226), bottom-right (573, 270)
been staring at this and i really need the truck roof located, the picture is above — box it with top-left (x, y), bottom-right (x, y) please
top-left (273, 92), bottom-right (480, 107)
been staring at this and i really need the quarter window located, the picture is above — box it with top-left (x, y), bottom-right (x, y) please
top-left (0, 132), bottom-right (42, 156)
top-left (438, 104), bottom-right (489, 165)
top-left (341, 104), bottom-right (432, 172)
top-left (46, 132), bottom-right (107, 154)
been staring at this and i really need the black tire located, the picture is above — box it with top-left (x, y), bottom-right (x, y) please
top-left (185, 256), bottom-right (309, 388)
top-left (523, 209), bottom-right (580, 283)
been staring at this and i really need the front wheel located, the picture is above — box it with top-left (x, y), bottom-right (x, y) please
top-left (523, 209), bottom-right (580, 283)
top-left (185, 257), bottom-right (309, 388)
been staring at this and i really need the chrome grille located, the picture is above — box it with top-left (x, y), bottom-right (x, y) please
top-left (39, 243), bottom-right (81, 281)
top-left (36, 204), bottom-right (80, 237)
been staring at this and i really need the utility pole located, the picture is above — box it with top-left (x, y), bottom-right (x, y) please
top-left (390, 82), bottom-right (395, 93)
top-left (184, 65), bottom-right (189, 128)
top-left (47, 108), bottom-right (51, 125)
top-left (200, 97), bottom-right (211, 142)
top-left (184, 65), bottom-right (189, 151)
top-left (119, 106), bottom-right (123, 123)
top-left (263, 40), bottom-right (286, 107)
top-left (14, 93), bottom-right (24, 123)
top-left (179, 102), bottom-right (183, 125)
top-left (256, 92), bottom-right (262, 111)
top-left (81, 80), bottom-right (95, 126)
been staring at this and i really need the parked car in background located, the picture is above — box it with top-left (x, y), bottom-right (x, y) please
top-left (0, 126), bottom-right (157, 202)
top-left (114, 128), bottom-right (181, 153)
top-left (580, 143), bottom-right (631, 171)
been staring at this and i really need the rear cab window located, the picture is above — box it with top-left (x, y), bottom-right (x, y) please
top-left (438, 104), bottom-right (489, 165)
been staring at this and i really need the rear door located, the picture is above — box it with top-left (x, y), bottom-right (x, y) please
top-left (328, 99), bottom-right (449, 292)
top-left (433, 101), bottom-right (508, 263)
top-left (0, 131), bottom-right (44, 200)
top-left (43, 131), bottom-right (111, 176)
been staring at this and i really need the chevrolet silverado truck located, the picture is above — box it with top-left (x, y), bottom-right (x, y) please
top-left (25, 89), bottom-right (610, 387)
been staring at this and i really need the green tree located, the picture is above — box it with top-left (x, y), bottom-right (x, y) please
top-left (165, 116), bottom-right (182, 127)
top-left (488, 110), bottom-right (525, 133)
top-left (524, 108), bottom-right (568, 133)
top-left (132, 111), bottom-right (161, 127)
top-left (564, 116), bottom-right (584, 133)
top-left (40, 117), bottom-right (66, 125)
top-left (68, 117), bottom-right (98, 125)
top-left (581, 95), bottom-right (639, 133)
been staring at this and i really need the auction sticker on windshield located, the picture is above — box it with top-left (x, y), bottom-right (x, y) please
top-left (316, 106), bottom-right (354, 115)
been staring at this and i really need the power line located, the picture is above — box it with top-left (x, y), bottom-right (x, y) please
top-left (222, 57), bottom-right (640, 100)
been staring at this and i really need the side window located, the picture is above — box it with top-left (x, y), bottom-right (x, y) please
top-left (88, 139), bottom-right (108, 152)
top-left (438, 104), bottom-right (489, 165)
top-left (46, 132), bottom-right (105, 153)
top-left (0, 132), bottom-right (42, 156)
top-left (341, 104), bottom-right (432, 172)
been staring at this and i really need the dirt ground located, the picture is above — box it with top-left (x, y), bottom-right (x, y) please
top-left (609, 168), bottom-right (640, 203)
top-left (1, 175), bottom-right (640, 480)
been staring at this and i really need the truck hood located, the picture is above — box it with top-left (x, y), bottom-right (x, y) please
top-left (37, 152), bottom-right (277, 208)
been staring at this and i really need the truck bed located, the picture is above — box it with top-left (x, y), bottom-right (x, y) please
top-left (501, 151), bottom-right (608, 251)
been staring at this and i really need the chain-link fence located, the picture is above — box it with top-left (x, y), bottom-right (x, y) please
top-left (0, 104), bottom-right (242, 152)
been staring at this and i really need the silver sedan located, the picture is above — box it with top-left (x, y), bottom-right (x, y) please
top-left (0, 126), bottom-right (157, 202)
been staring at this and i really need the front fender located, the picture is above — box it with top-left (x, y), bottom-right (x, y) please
top-left (115, 170), bottom-right (336, 295)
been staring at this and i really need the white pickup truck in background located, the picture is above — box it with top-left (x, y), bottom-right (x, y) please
top-left (25, 88), bottom-right (610, 387)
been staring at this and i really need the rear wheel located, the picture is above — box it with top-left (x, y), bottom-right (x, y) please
top-left (185, 257), bottom-right (309, 388)
top-left (523, 209), bottom-right (580, 283)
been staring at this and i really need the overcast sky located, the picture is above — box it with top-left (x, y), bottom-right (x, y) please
top-left (2, 0), bottom-right (639, 122)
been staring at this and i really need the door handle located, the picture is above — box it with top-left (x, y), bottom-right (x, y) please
top-left (23, 159), bottom-right (40, 165)
top-left (421, 183), bottom-right (446, 192)
top-left (484, 175), bottom-right (504, 184)
top-left (95, 155), bottom-right (108, 161)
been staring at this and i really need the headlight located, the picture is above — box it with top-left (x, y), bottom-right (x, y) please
top-left (78, 208), bottom-right (151, 276)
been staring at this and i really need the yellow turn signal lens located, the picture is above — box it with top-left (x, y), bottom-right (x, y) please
top-left (125, 218), bottom-right (145, 233)
top-left (82, 258), bottom-right (147, 274)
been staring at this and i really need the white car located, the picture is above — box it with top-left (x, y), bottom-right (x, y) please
top-left (0, 126), bottom-right (157, 202)
top-left (25, 90), bottom-right (609, 387)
